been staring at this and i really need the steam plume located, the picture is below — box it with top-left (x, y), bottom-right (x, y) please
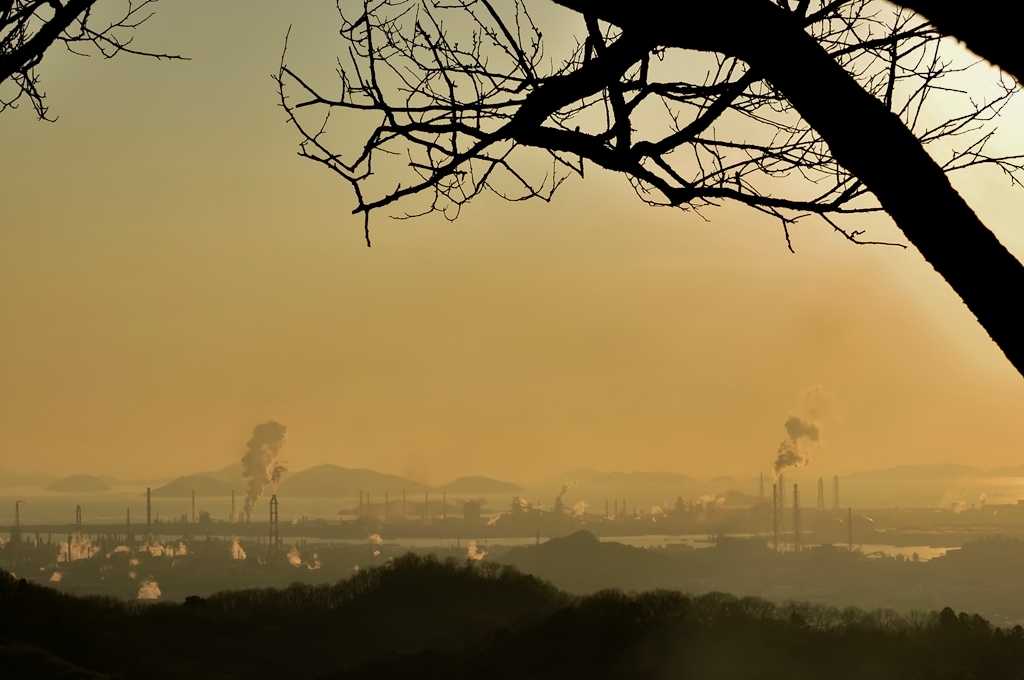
top-left (241, 421), bottom-right (288, 519)
top-left (137, 578), bottom-right (161, 600)
top-left (230, 538), bottom-right (246, 560)
top-left (466, 540), bottom-right (487, 561)
top-left (772, 389), bottom-right (825, 476)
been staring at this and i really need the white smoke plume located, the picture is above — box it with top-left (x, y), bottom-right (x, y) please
top-left (571, 501), bottom-right (588, 518)
top-left (485, 515), bottom-right (500, 526)
top-left (129, 557), bottom-right (139, 566)
top-left (466, 540), bottom-right (487, 561)
top-left (62, 535), bottom-right (100, 561)
top-left (241, 421), bottom-right (288, 519)
top-left (367, 533), bottom-right (383, 546)
top-left (287, 545), bottom-right (301, 567)
top-left (128, 571), bottom-right (137, 580)
top-left (49, 571), bottom-right (63, 582)
top-left (137, 578), bottom-right (161, 600)
top-left (113, 545), bottom-right (130, 554)
top-left (231, 538), bottom-right (247, 560)
top-left (307, 553), bottom-right (321, 570)
top-left (373, 550), bottom-right (380, 557)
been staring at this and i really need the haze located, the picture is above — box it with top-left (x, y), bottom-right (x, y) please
top-left (2, 0), bottom-right (1023, 485)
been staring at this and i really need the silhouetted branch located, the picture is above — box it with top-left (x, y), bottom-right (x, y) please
top-left (0, 0), bottom-right (183, 119)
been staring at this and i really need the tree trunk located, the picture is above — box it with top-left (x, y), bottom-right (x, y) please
top-left (894, 0), bottom-right (1023, 84)
top-left (551, 0), bottom-right (1024, 377)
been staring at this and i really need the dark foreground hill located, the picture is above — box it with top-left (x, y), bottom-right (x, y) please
top-left (3, 559), bottom-right (1024, 680)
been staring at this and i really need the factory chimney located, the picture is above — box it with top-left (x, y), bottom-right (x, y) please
top-left (772, 484), bottom-right (778, 552)
top-left (146, 487), bottom-right (152, 542)
top-left (231, 489), bottom-right (236, 524)
top-left (269, 494), bottom-right (280, 558)
top-left (778, 473), bottom-right (786, 510)
top-left (793, 484), bottom-right (801, 552)
top-left (126, 508), bottom-right (132, 543)
top-left (817, 477), bottom-right (825, 511)
top-left (834, 476), bottom-right (840, 511)
top-left (76, 505), bottom-right (82, 536)
top-left (13, 501), bottom-right (21, 544)
top-left (848, 507), bottom-right (853, 552)
top-left (759, 472), bottom-right (764, 503)
top-left (191, 490), bottom-right (196, 524)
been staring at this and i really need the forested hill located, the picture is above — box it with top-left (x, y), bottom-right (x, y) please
top-left (1, 558), bottom-right (1023, 680)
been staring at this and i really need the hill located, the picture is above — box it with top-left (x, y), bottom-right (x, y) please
top-left (190, 463), bottom-right (245, 484)
top-left (434, 476), bottom-right (523, 494)
top-left (150, 475), bottom-right (237, 498)
top-left (44, 475), bottom-right (112, 493)
top-left (277, 464), bottom-right (430, 497)
top-left (497, 531), bottom-right (674, 593)
top-left (0, 466), bottom-right (58, 488)
top-left (846, 464), bottom-right (984, 481)
top-left (583, 471), bottom-right (696, 486)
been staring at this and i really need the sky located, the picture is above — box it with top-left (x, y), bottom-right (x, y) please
top-left (1, 0), bottom-right (1023, 484)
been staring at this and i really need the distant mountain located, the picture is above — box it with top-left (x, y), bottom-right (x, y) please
top-left (583, 471), bottom-right (696, 486)
top-left (0, 467), bottom-right (58, 488)
top-left (543, 468), bottom-right (607, 484)
top-left (846, 464), bottom-right (984, 481)
top-left (44, 475), bottom-right (112, 493)
top-left (150, 475), bottom-right (237, 498)
top-left (709, 475), bottom-right (739, 485)
top-left (277, 464), bottom-right (430, 498)
top-left (433, 476), bottom-right (523, 494)
top-left (985, 465), bottom-right (1024, 477)
top-left (191, 463), bottom-right (245, 484)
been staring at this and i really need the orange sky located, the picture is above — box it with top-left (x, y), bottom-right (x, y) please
top-left (1, 0), bottom-right (1022, 483)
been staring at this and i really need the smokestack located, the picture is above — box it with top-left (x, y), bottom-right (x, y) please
top-left (605, 499), bottom-right (609, 517)
top-left (793, 484), bottom-right (801, 552)
top-left (834, 475), bottom-right (840, 511)
top-left (269, 494), bottom-right (279, 558)
top-left (817, 477), bottom-right (824, 511)
top-left (75, 505), bottom-right (82, 536)
top-left (759, 472), bottom-right (764, 503)
top-left (614, 499), bottom-right (618, 519)
top-left (126, 508), bottom-right (132, 543)
top-left (778, 473), bottom-right (786, 510)
top-left (146, 487), bottom-right (151, 541)
top-left (848, 506), bottom-right (852, 552)
top-left (231, 489), bottom-right (235, 524)
top-left (192, 490), bottom-right (196, 524)
top-left (772, 484), bottom-right (778, 552)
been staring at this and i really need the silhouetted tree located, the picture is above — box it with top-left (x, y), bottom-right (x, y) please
top-left (278, 0), bottom-right (1024, 376)
top-left (893, 0), bottom-right (1022, 84)
top-left (0, 0), bottom-right (180, 119)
